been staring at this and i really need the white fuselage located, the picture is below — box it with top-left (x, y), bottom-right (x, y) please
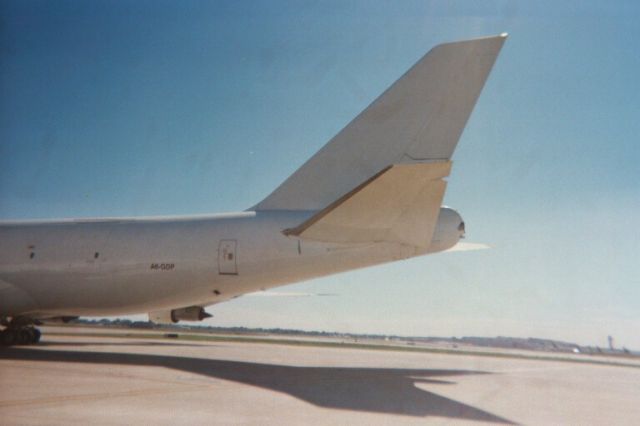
top-left (0, 34), bottom-right (506, 335)
top-left (0, 208), bottom-right (462, 319)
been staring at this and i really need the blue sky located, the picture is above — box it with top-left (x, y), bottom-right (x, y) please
top-left (2, 1), bottom-right (639, 348)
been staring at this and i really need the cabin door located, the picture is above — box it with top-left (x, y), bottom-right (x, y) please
top-left (218, 239), bottom-right (238, 275)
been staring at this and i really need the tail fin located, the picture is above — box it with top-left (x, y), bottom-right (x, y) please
top-left (253, 34), bottom-right (507, 211)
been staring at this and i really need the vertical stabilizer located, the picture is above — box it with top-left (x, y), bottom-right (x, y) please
top-left (253, 34), bottom-right (507, 211)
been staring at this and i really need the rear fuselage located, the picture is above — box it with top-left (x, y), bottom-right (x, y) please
top-left (0, 208), bottom-right (462, 319)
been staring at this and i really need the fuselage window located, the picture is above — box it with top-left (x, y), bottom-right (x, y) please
top-left (29, 252), bottom-right (35, 259)
top-left (94, 252), bottom-right (99, 259)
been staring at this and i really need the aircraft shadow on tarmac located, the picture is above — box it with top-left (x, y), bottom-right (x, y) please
top-left (0, 346), bottom-right (515, 424)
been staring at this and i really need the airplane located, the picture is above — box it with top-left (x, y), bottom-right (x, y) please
top-left (0, 34), bottom-right (507, 345)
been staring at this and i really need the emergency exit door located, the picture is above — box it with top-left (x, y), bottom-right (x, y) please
top-left (218, 240), bottom-right (237, 275)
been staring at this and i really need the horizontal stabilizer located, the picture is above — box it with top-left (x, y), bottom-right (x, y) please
top-left (284, 161), bottom-right (451, 248)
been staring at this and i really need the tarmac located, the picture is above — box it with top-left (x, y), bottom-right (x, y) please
top-left (1, 329), bottom-right (640, 425)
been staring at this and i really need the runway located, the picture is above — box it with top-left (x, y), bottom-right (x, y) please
top-left (1, 330), bottom-right (639, 425)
